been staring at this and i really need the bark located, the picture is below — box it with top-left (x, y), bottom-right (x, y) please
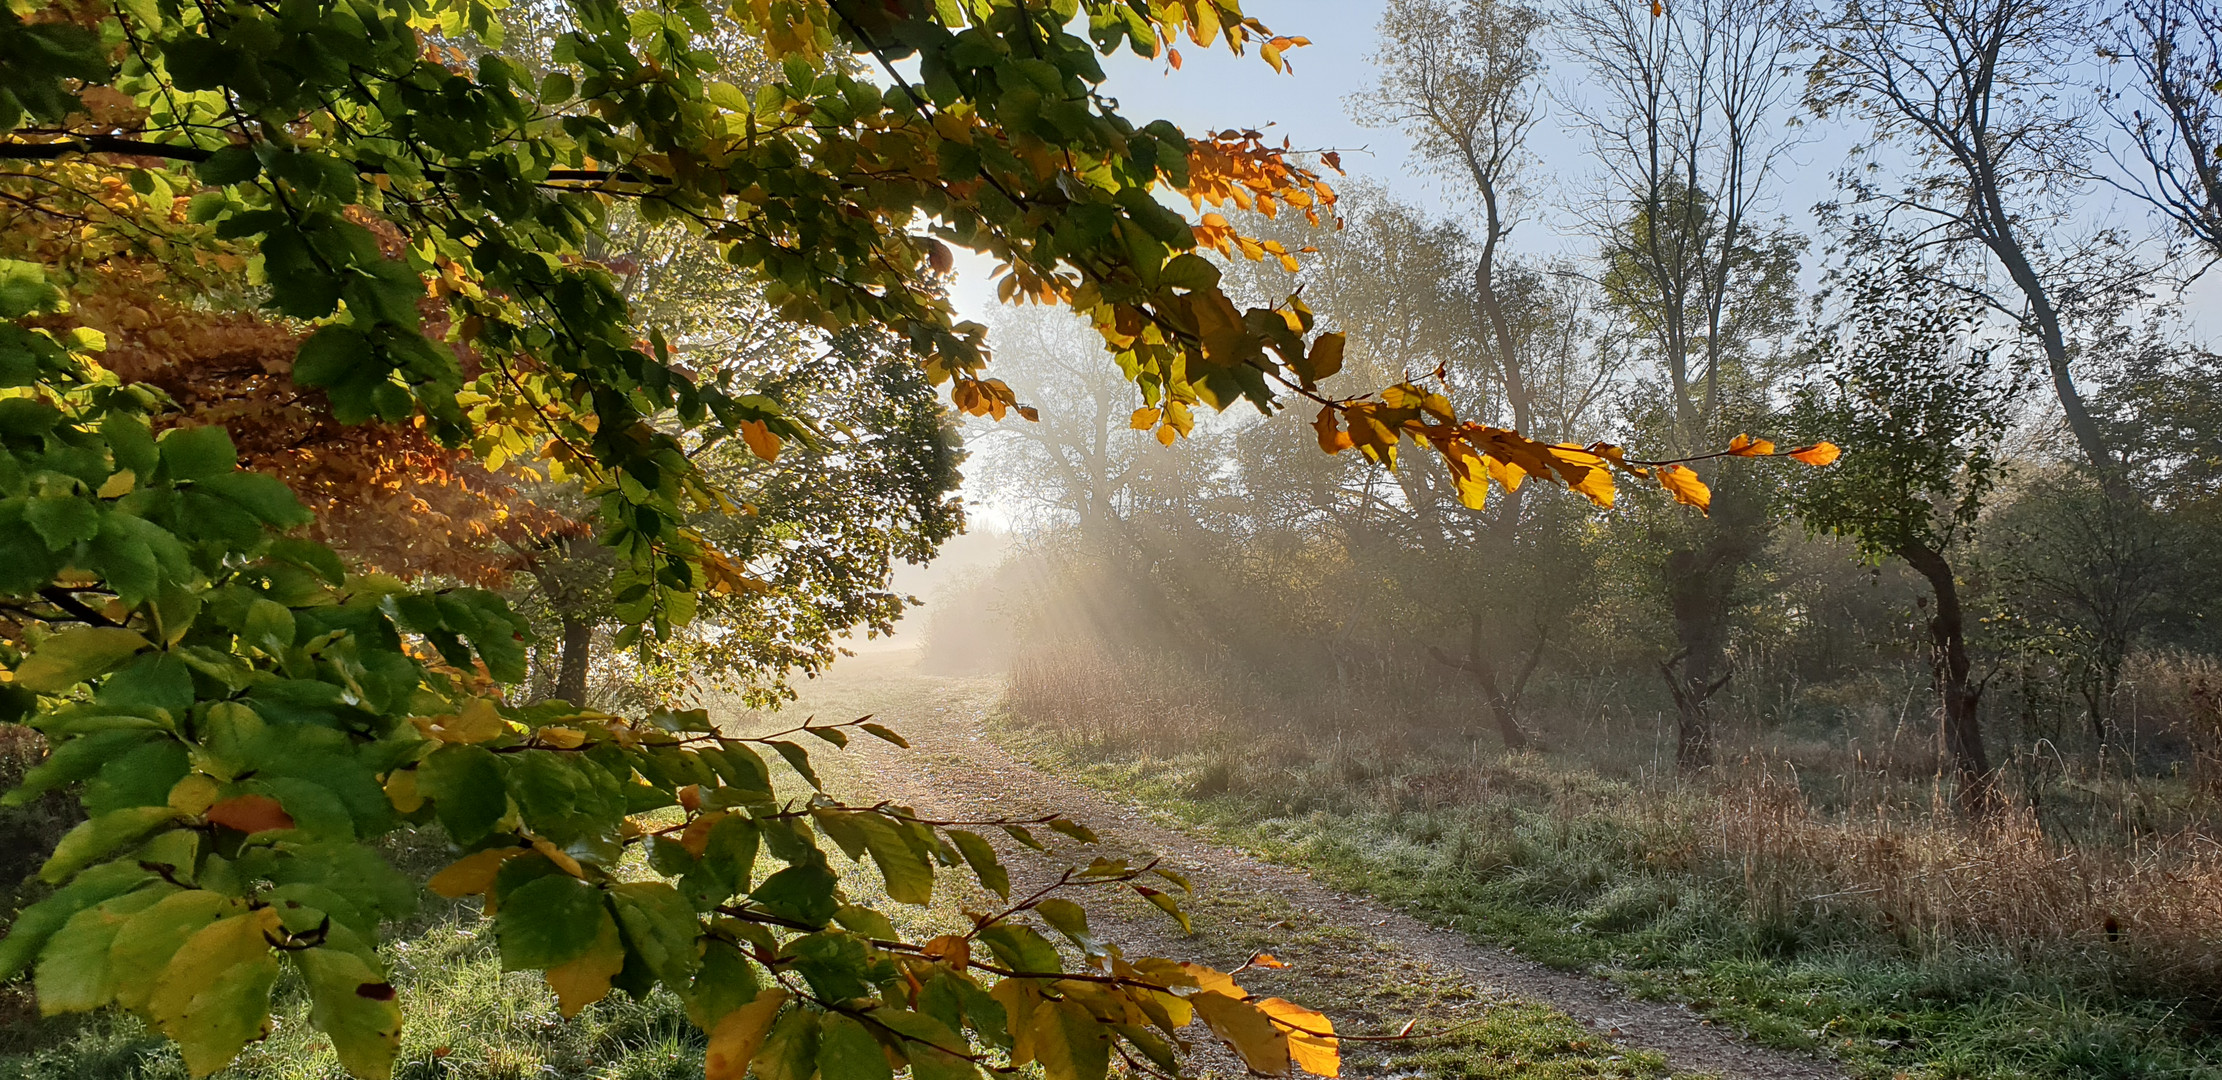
top-left (554, 615), bottom-right (593, 706)
top-left (1899, 541), bottom-right (1995, 816)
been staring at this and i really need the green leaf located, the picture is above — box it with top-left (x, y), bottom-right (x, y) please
top-left (25, 495), bottom-right (98, 550)
top-left (817, 1013), bottom-right (895, 1080)
top-left (871, 1008), bottom-right (981, 1080)
top-left (975, 924), bottom-right (1061, 975)
top-left (1047, 817), bottom-right (1098, 845)
top-left (0, 861), bottom-right (152, 979)
top-left (756, 1008), bottom-right (822, 1080)
top-left (41, 804), bottom-right (180, 884)
top-left (857, 812), bottom-right (933, 905)
top-left (1033, 898), bottom-right (1094, 951)
top-left (1159, 252), bottom-right (1221, 291)
top-left (156, 425), bottom-right (237, 483)
top-left (196, 145), bottom-right (261, 186)
top-left (749, 863), bottom-right (838, 927)
top-left (196, 472), bottom-right (310, 527)
top-left (242, 598), bottom-right (296, 655)
top-left (832, 904), bottom-right (897, 941)
top-left (101, 411), bottom-right (158, 476)
top-left (610, 881), bottom-right (701, 990)
top-left (297, 946), bottom-right (402, 1080)
top-left (684, 938), bottom-right (764, 1030)
top-left (34, 884), bottom-right (174, 1013)
top-left (15, 625), bottom-right (150, 693)
top-left (946, 830), bottom-right (1009, 899)
top-left (418, 743), bottom-right (507, 844)
top-left (768, 740), bottom-right (822, 789)
top-left (495, 874), bottom-right (606, 970)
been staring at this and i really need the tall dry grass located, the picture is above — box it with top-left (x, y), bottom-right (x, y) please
top-left (1008, 640), bottom-right (2222, 997)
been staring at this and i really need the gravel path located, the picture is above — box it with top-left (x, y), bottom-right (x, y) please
top-left (794, 653), bottom-right (1847, 1080)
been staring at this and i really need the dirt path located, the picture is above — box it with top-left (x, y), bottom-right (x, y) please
top-left (776, 651), bottom-right (1846, 1080)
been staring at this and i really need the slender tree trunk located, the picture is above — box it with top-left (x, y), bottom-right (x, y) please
top-left (1900, 541), bottom-right (1994, 816)
top-left (554, 615), bottom-right (593, 706)
top-left (1428, 616), bottom-right (1533, 751)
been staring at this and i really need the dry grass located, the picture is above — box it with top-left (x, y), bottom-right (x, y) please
top-left (1008, 641), bottom-right (2222, 999)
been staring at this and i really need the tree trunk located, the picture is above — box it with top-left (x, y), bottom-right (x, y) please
top-left (1661, 475), bottom-right (1768, 772)
top-left (1428, 616), bottom-right (1533, 750)
top-left (1900, 541), bottom-right (1994, 816)
top-left (554, 615), bottom-right (593, 706)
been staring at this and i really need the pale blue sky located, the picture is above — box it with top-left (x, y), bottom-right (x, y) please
top-left (944, 1), bottom-right (2216, 336)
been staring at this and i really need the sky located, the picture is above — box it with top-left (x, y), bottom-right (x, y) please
top-left (941, 1), bottom-right (2218, 333)
top-left (944, 0), bottom-right (1866, 320)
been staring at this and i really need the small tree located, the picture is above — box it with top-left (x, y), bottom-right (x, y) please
top-left (1790, 259), bottom-right (2021, 815)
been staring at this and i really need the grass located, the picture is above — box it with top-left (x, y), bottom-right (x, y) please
top-left (995, 648), bottom-right (2222, 1080)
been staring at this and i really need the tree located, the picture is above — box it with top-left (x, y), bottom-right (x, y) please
top-left (1562, 0), bottom-right (1804, 769)
top-left (1789, 257), bottom-right (2018, 815)
top-left (1803, 0), bottom-right (2121, 474)
top-left (1352, 0), bottom-right (1557, 747)
top-left (2105, 0), bottom-right (2222, 261)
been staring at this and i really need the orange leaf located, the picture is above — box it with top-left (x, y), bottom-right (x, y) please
top-left (1312, 408), bottom-right (1353, 454)
top-left (205, 794), bottom-right (294, 834)
top-left (1657, 465), bottom-right (1711, 512)
top-left (1788, 441), bottom-right (1841, 466)
top-left (1726, 434), bottom-right (1775, 457)
top-left (739, 420), bottom-right (782, 462)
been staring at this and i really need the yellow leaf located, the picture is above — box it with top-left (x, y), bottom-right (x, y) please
top-left (167, 775), bottom-right (220, 816)
top-left (383, 769), bottom-right (423, 814)
top-left (148, 909), bottom-right (283, 1078)
top-left (1193, 991), bottom-right (1289, 1076)
top-left (413, 699), bottom-right (507, 744)
top-left (705, 987), bottom-right (790, 1080)
top-left (428, 849), bottom-right (515, 899)
top-left (98, 469), bottom-right (135, 498)
top-left (532, 837), bottom-right (586, 878)
top-left (1129, 407), bottom-right (1160, 430)
top-left (544, 911), bottom-right (625, 1018)
top-left (1256, 998), bottom-right (1338, 1078)
top-left (1562, 461), bottom-right (1615, 507)
top-left (534, 726), bottom-right (588, 749)
top-left (1177, 963), bottom-right (1246, 999)
top-left (1155, 426), bottom-right (1177, 447)
top-left (1789, 441), bottom-right (1841, 466)
top-left (1657, 464), bottom-right (1711, 512)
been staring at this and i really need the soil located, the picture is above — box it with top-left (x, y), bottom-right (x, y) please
top-left (785, 651), bottom-right (1848, 1080)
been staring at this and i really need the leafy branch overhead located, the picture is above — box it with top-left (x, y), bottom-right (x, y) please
top-left (0, 0), bottom-right (1841, 1077)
